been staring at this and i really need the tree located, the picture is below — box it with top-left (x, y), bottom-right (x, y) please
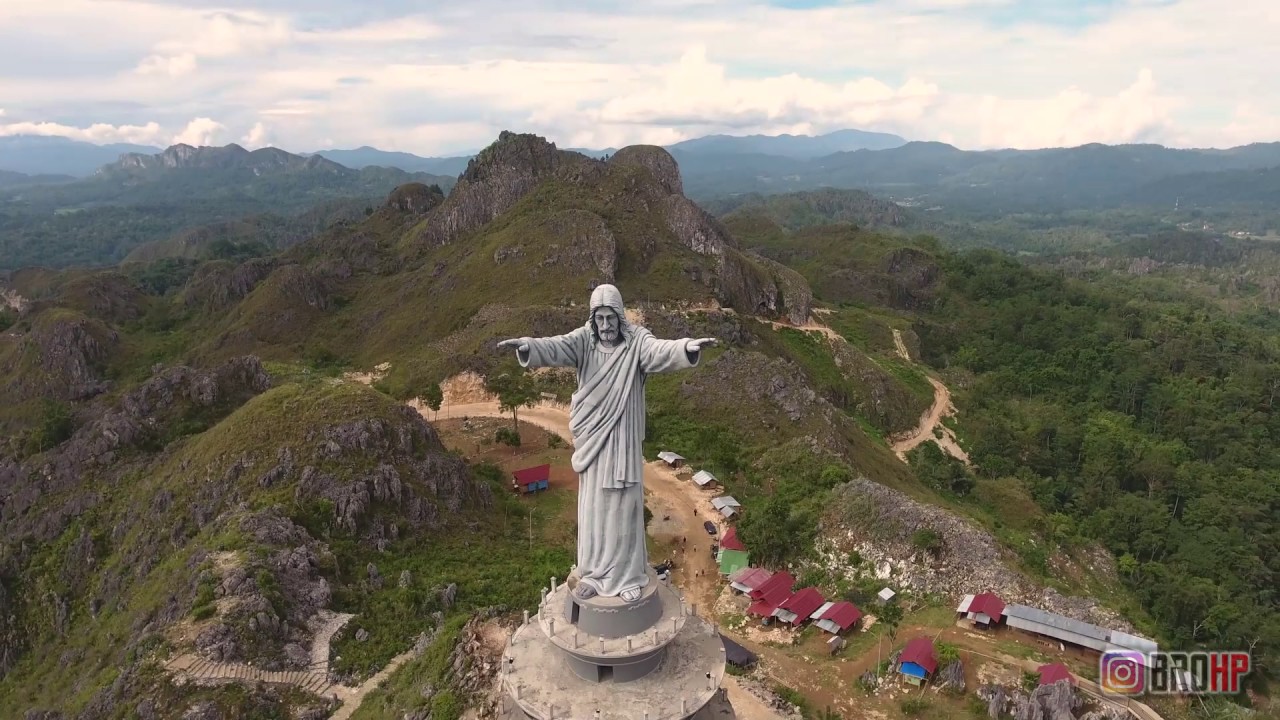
top-left (485, 370), bottom-right (540, 434)
top-left (419, 382), bottom-right (443, 413)
top-left (736, 494), bottom-right (815, 568)
top-left (879, 600), bottom-right (904, 641)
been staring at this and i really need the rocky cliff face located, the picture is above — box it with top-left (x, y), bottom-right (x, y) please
top-left (2, 310), bottom-right (117, 403)
top-left (105, 144), bottom-right (347, 175)
top-left (416, 131), bottom-right (592, 247)
top-left (392, 132), bottom-right (812, 324)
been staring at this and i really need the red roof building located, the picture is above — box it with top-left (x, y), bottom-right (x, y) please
top-left (774, 587), bottom-right (825, 626)
top-left (898, 637), bottom-right (939, 679)
top-left (512, 464), bottom-right (551, 493)
top-left (746, 571), bottom-right (795, 617)
top-left (720, 527), bottom-right (747, 552)
top-left (956, 591), bottom-right (1006, 627)
top-left (728, 567), bottom-right (772, 594)
top-left (1037, 662), bottom-right (1076, 686)
top-left (748, 571), bottom-right (794, 602)
top-left (812, 601), bottom-right (863, 633)
top-left (970, 592), bottom-right (1006, 623)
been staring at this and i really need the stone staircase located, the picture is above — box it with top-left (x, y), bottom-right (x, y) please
top-left (164, 611), bottom-right (356, 700)
top-left (165, 654), bottom-right (337, 697)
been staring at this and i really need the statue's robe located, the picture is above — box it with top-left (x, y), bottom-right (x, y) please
top-left (516, 323), bottom-right (699, 598)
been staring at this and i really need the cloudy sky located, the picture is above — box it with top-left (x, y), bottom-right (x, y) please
top-left (0, 0), bottom-right (1276, 155)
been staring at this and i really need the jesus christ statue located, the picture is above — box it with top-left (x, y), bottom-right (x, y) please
top-left (498, 284), bottom-right (716, 603)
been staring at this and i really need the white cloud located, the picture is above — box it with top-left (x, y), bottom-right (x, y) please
top-left (242, 121), bottom-right (270, 148)
top-left (172, 117), bottom-right (226, 146)
top-left (0, 0), bottom-right (1275, 154)
top-left (0, 119), bottom-right (166, 145)
top-left (135, 52), bottom-right (198, 77)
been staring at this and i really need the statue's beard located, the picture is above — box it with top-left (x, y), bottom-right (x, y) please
top-left (598, 327), bottom-right (619, 345)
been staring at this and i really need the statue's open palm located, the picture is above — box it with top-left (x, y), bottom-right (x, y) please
top-left (686, 338), bottom-right (718, 353)
top-left (497, 338), bottom-right (529, 353)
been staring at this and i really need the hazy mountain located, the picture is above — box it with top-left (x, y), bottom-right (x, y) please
top-left (0, 143), bottom-right (454, 270)
top-left (668, 128), bottom-right (906, 157)
top-left (311, 146), bottom-right (473, 176)
top-left (0, 169), bottom-right (76, 188)
top-left (0, 135), bottom-right (162, 176)
top-left (674, 140), bottom-right (1280, 213)
top-left (0, 129), bottom-right (909, 178)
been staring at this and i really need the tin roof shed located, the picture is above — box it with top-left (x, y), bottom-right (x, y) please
top-left (692, 470), bottom-right (717, 487)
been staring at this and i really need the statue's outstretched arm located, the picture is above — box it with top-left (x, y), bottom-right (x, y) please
top-left (497, 330), bottom-right (582, 369)
top-left (640, 335), bottom-right (717, 373)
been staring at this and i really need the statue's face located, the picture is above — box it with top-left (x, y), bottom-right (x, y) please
top-left (594, 308), bottom-right (620, 346)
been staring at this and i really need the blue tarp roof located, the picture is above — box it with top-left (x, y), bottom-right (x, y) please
top-left (899, 663), bottom-right (928, 678)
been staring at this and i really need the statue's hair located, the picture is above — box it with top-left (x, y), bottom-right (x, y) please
top-left (589, 305), bottom-right (630, 344)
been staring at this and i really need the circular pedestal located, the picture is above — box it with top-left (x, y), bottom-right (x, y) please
top-left (554, 572), bottom-right (670, 639)
top-left (501, 612), bottom-right (727, 720)
top-left (540, 569), bottom-right (690, 681)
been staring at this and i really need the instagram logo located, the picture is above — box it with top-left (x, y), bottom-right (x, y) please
top-left (1100, 650), bottom-right (1147, 695)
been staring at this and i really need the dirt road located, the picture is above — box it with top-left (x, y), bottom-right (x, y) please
top-left (888, 377), bottom-right (969, 465)
top-left (891, 329), bottom-right (911, 362)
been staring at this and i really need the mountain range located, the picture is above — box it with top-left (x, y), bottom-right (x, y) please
top-left (0, 143), bottom-right (455, 270)
top-left (6, 131), bottom-right (1278, 221)
top-left (0, 128), bottom-right (906, 178)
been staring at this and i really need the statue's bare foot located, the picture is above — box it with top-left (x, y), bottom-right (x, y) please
top-left (574, 584), bottom-right (598, 600)
top-left (620, 587), bottom-right (643, 603)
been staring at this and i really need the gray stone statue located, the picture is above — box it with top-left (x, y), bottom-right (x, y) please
top-left (498, 284), bottom-right (716, 603)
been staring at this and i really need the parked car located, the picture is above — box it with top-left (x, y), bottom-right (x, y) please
top-left (703, 520), bottom-right (717, 536)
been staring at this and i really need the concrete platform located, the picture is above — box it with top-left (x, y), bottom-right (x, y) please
top-left (496, 687), bottom-right (737, 719)
top-left (540, 571), bottom-right (689, 658)
top-left (501, 612), bottom-right (728, 719)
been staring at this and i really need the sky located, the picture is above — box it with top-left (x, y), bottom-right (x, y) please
top-left (0, 0), bottom-right (1276, 156)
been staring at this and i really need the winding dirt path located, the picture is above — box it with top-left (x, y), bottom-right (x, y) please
top-left (891, 329), bottom-right (911, 361)
top-left (760, 315), bottom-right (969, 466)
top-left (888, 377), bottom-right (970, 465)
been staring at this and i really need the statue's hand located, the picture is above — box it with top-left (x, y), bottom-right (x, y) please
top-left (686, 338), bottom-right (718, 353)
top-left (497, 338), bottom-right (530, 354)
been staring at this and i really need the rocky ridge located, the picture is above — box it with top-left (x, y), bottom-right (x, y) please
top-left (815, 477), bottom-right (1134, 631)
top-left (402, 132), bottom-right (812, 325)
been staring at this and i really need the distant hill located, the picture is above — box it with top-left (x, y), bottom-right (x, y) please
top-left (0, 135), bottom-right (162, 176)
top-left (311, 146), bottom-right (472, 176)
top-left (702, 188), bottom-right (912, 231)
top-left (669, 128), bottom-right (906, 157)
top-left (674, 140), bottom-right (1280, 214)
top-left (0, 143), bottom-right (454, 270)
top-left (0, 169), bottom-right (76, 188)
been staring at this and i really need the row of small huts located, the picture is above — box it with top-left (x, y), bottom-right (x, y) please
top-left (660, 450), bottom-right (1161, 687)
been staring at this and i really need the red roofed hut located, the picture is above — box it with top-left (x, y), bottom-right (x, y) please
top-left (811, 601), bottom-right (863, 634)
top-left (1037, 662), bottom-right (1076, 686)
top-left (720, 527), bottom-right (747, 552)
top-left (512, 464), bottom-right (550, 494)
top-left (727, 567), bottom-right (772, 595)
top-left (774, 587), bottom-right (825, 626)
top-left (746, 571), bottom-right (795, 619)
top-left (956, 591), bottom-right (1006, 629)
top-left (897, 637), bottom-right (939, 686)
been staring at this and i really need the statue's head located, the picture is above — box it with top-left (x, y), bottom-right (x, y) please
top-left (588, 284), bottom-right (627, 347)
